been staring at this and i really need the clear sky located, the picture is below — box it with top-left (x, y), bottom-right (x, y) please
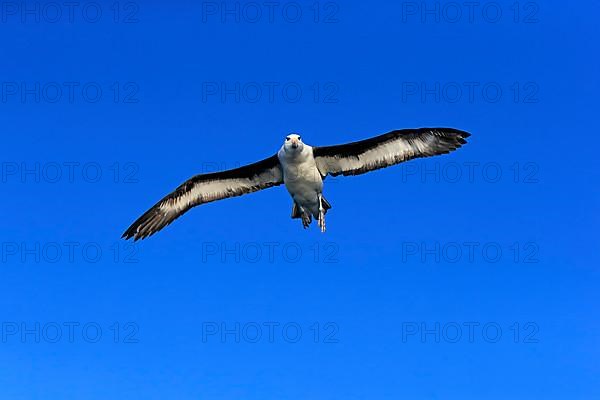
top-left (1, 0), bottom-right (598, 398)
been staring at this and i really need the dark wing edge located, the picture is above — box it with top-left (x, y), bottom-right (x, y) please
top-left (312, 128), bottom-right (471, 177)
top-left (122, 155), bottom-right (283, 241)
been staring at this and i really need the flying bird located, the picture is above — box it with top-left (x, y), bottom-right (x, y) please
top-left (122, 128), bottom-right (470, 240)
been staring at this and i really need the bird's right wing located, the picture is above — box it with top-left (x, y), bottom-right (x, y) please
top-left (122, 155), bottom-right (283, 241)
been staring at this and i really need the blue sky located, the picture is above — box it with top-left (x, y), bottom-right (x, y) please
top-left (1, 0), bottom-right (598, 398)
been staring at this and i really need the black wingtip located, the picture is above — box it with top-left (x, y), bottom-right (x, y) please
top-left (458, 130), bottom-right (471, 140)
top-left (436, 127), bottom-right (471, 137)
top-left (435, 127), bottom-right (471, 145)
top-left (121, 225), bottom-right (139, 241)
top-left (424, 128), bottom-right (471, 157)
top-left (121, 232), bottom-right (141, 242)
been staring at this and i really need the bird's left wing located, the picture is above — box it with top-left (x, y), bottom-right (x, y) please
top-left (313, 128), bottom-right (470, 177)
top-left (122, 155), bottom-right (283, 241)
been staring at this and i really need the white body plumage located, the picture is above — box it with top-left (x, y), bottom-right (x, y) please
top-left (277, 134), bottom-right (324, 220)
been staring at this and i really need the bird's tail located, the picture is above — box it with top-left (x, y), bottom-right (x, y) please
top-left (291, 197), bottom-right (332, 219)
top-left (321, 196), bottom-right (332, 212)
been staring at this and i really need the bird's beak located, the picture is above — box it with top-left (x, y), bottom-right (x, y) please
top-left (291, 139), bottom-right (299, 149)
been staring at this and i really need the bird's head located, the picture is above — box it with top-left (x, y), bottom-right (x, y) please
top-left (283, 133), bottom-right (304, 153)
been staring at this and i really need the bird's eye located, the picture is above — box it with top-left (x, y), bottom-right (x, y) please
top-left (297, 137), bottom-right (301, 141)
top-left (286, 137), bottom-right (290, 141)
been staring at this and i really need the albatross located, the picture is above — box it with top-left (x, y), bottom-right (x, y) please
top-left (122, 127), bottom-right (470, 240)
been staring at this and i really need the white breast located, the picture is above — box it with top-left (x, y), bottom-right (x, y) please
top-left (278, 145), bottom-right (323, 208)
